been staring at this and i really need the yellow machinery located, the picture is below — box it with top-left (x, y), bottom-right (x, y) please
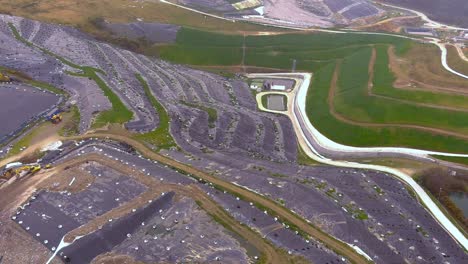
top-left (1, 164), bottom-right (42, 179)
top-left (0, 72), bottom-right (10, 82)
top-left (14, 164), bottom-right (41, 175)
top-left (51, 113), bottom-right (62, 124)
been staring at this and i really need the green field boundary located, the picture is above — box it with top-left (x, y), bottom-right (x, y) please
top-left (372, 45), bottom-right (468, 110)
top-left (333, 47), bottom-right (468, 134)
top-left (307, 62), bottom-right (468, 153)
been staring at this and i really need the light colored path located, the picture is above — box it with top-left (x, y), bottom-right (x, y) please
top-left (454, 44), bottom-right (468, 62)
top-left (426, 39), bottom-right (468, 80)
top-left (248, 72), bottom-right (468, 251)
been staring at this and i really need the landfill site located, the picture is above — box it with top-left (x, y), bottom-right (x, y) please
top-left (0, 12), bottom-right (467, 264)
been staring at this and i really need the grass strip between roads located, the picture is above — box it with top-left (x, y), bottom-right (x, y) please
top-left (308, 62), bottom-right (468, 153)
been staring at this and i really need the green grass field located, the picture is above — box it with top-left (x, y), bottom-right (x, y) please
top-left (308, 62), bottom-right (468, 153)
top-left (334, 47), bottom-right (468, 134)
top-left (159, 28), bottom-right (468, 153)
top-left (372, 45), bottom-right (468, 110)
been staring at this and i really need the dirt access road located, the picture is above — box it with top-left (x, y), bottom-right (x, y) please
top-left (60, 154), bottom-right (298, 264)
top-left (1, 152), bottom-right (298, 264)
top-left (60, 133), bottom-right (370, 264)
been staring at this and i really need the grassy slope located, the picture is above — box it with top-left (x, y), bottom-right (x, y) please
top-left (431, 155), bottom-right (468, 166)
top-left (134, 74), bottom-right (175, 150)
top-left (158, 28), bottom-right (244, 65)
top-left (67, 69), bottom-right (133, 127)
top-left (180, 101), bottom-right (218, 128)
top-left (373, 45), bottom-right (468, 109)
top-left (446, 45), bottom-right (468, 76)
top-left (308, 63), bottom-right (468, 152)
top-left (334, 47), bottom-right (468, 133)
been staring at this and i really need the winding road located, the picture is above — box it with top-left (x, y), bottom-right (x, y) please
top-left (428, 39), bottom-right (468, 80)
top-left (250, 72), bottom-right (468, 253)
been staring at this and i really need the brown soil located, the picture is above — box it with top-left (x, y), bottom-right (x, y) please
top-left (0, 169), bottom-right (56, 215)
top-left (0, 130), bottom-right (371, 263)
top-left (0, 168), bottom-right (62, 264)
top-left (0, 115), bottom-right (69, 168)
top-left (36, 165), bottom-right (96, 193)
top-left (0, 0), bottom-right (284, 35)
top-left (0, 220), bottom-right (61, 264)
top-left (92, 253), bottom-right (145, 264)
top-left (392, 44), bottom-right (468, 94)
top-left (370, 47), bottom-right (468, 112)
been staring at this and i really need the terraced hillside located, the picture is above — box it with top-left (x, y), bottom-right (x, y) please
top-left (2, 14), bottom-right (467, 264)
top-left (159, 28), bottom-right (468, 153)
top-left (2, 16), bottom-right (299, 162)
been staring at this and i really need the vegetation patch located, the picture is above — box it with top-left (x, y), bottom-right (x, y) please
top-left (70, 69), bottom-right (133, 127)
top-left (307, 62), bottom-right (468, 153)
top-left (8, 23), bottom-right (132, 127)
top-left (134, 74), bottom-right (175, 150)
top-left (0, 66), bottom-right (66, 96)
top-left (297, 145), bottom-right (318, 166)
top-left (269, 172), bottom-right (287, 178)
top-left (334, 47), bottom-right (468, 134)
top-left (59, 105), bottom-right (81, 136)
top-left (446, 45), bottom-right (468, 76)
top-left (373, 46), bottom-right (468, 110)
top-left (180, 101), bottom-right (218, 128)
top-left (344, 203), bottom-right (369, 220)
